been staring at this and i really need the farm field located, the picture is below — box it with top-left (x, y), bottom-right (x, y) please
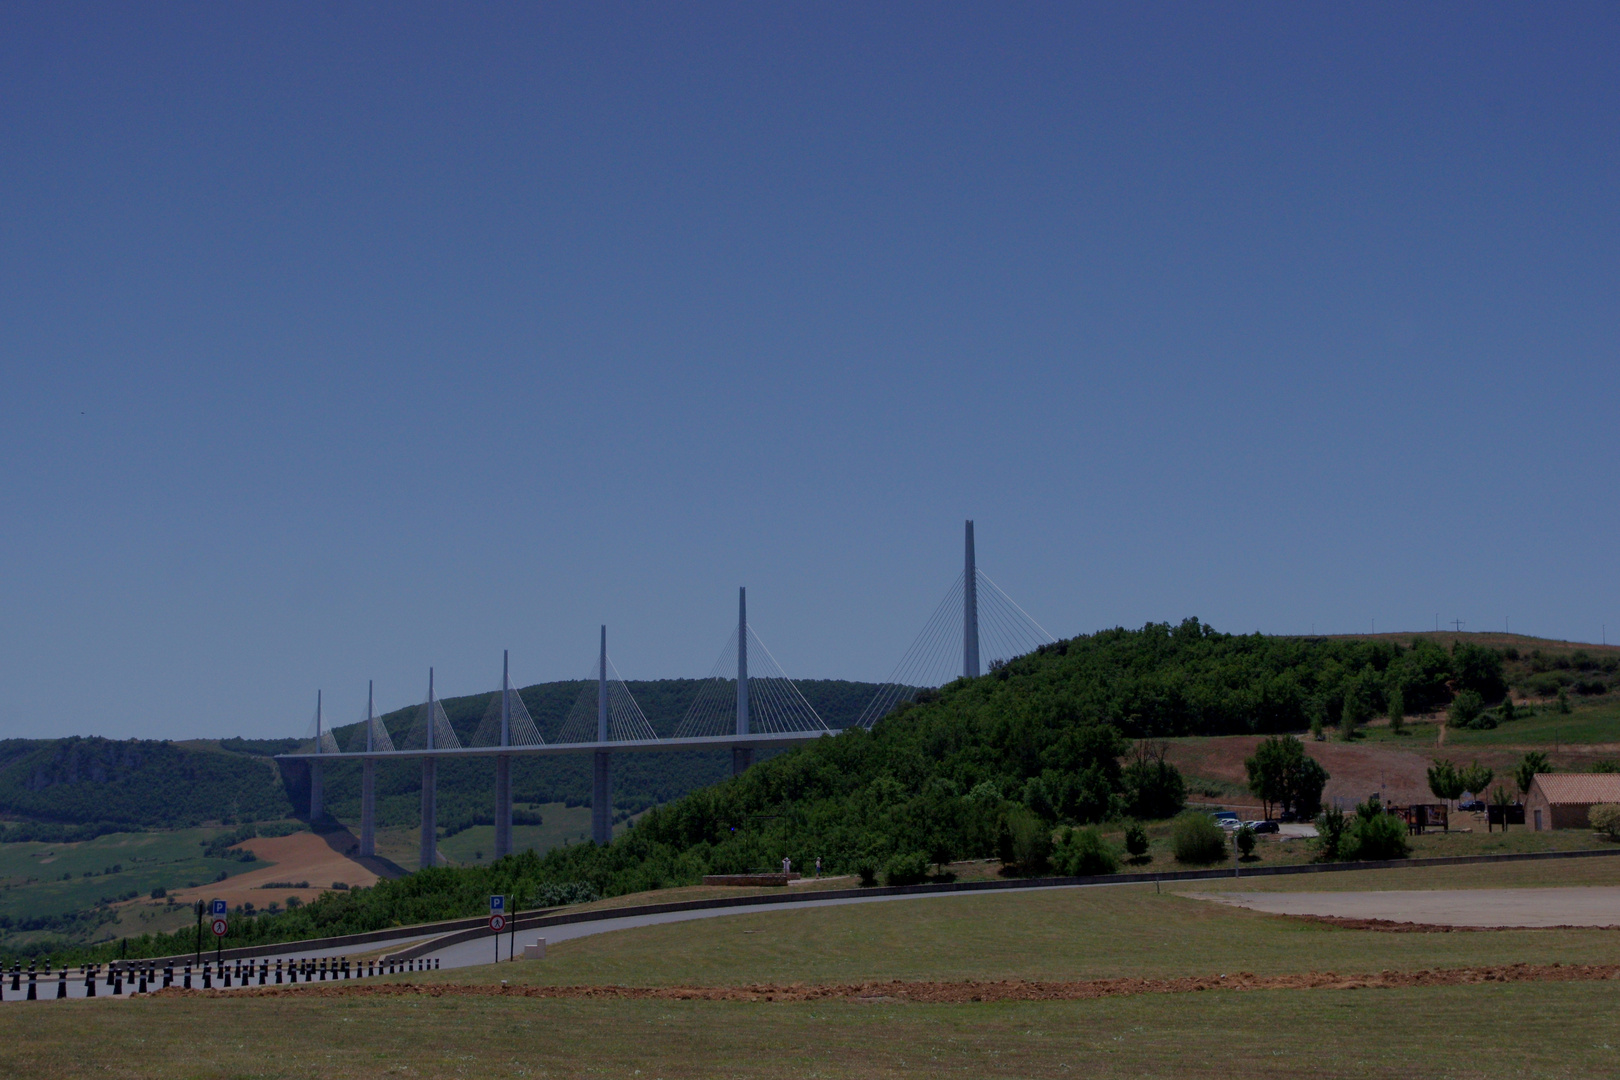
top-left (0, 828), bottom-right (265, 949)
top-left (368, 802), bottom-right (625, 869)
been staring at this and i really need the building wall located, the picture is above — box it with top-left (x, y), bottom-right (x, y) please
top-left (1526, 787), bottom-right (1599, 830)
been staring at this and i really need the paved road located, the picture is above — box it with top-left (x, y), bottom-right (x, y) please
top-left (424, 885), bottom-right (1088, 970)
top-left (0, 933), bottom-right (445, 1002)
top-left (1191, 886), bottom-right (1620, 927)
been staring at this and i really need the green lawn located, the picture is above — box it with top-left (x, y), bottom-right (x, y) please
top-left (1351, 700), bottom-right (1620, 749)
top-left (0, 985), bottom-right (1614, 1079)
top-left (4, 883), bottom-right (1620, 1078)
top-left (381, 864), bottom-right (1620, 990)
top-left (369, 802), bottom-right (629, 868)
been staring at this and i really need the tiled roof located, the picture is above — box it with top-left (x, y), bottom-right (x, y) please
top-left (1531, 773), bottom-right (1620, 805)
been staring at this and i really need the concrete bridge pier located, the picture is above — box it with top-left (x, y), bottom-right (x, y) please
top-left (420, 757), bottom-right (437, 868)
top-left (591, 750), bottom-right (612, 845)
top-left (308, 760), bottom-right (324, 822)
top-left (359, 758), bottom-right (376, 857)
top-left (494, 754), bottom-right (512, 859)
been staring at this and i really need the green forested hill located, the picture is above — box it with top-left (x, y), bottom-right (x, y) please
top-left (0, 680), bottom-right (885, 832)
top-left (457, 621), bottom-right (1551, 894)
top-left (0, 737), bottom-right (293, 829)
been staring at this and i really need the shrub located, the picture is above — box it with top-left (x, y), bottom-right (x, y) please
top-left (1589, 804), bottom-right (1620, 840)
top-left (998, 807), bottom-right (1054, 875)
top-left (1123, 821), bottom-right (1150, 859)
top-left (855, 861), bottom-right (877, 888)
top-left (1235, 823), bottom-right (1256, 859)
top-left (1052, 826), bottom-right (1119, 876)
top-left (1448, 690), bottom-right (1485, 728)
top-left (1172, 813), bottom-right (1229, 865)
top-left (149, 887), bottom-right (165, 900)
top-left (883, 850), bottom-right (932, 887)
top-left (1314, 806), bottom-right (1347, 861)
top-left (1339, 797), bottom-right (1410, 861)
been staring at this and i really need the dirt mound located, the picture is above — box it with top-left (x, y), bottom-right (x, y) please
top-left (153, 963), bottom-right (1620, 1004)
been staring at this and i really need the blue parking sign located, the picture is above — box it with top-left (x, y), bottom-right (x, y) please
top-left (490, 895), bottom-right (505, 913)
top-left (211, 899), bottom-right (228, 917)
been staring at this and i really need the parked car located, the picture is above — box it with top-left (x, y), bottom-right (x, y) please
top-left (1246, 820), bottom-right (1280, 834)
top-left (1278, 809), bottom-right (1299, 823)
top-left (1210, 811), bottom-right (1241, 830)
top-left (1458, 799), bottom-right (1486, 812)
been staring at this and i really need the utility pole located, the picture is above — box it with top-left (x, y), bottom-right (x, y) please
top-left (1451, 619), bottom-right (1465, 634)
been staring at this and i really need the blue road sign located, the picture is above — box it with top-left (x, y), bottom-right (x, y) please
top-left (490, 895), bottom-right (505, 913)
top-left (210, 899), bottom-right (228, 917)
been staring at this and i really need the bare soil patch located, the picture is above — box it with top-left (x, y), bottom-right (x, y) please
top-left (168, 833), bottom-right (379, 908)
top-left (1165, 735), bottom-right (1527, 811)
top-left (1190, 886), bottom-right (1620, 927)
top-left (152, 962), bottom-right (1620, 1004)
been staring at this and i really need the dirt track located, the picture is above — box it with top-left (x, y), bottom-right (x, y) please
top-left (149, 963), bottom-right (1620, 1003)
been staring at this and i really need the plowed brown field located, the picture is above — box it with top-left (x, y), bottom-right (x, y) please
top-left (168, 833), bottom-right (379, 908)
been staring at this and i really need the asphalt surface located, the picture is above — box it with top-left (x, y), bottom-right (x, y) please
top-left (422, 885), bottom-right (1086, 970)
top-left (1192, 886), bottom-right (1620, 927)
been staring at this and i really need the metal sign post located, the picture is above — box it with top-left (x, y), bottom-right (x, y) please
top-left (211, 899), bottom-right (228, 964)
top-left (489, 913), bottom-right (507, 964)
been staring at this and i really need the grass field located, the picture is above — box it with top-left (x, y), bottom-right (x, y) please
top-left (5, 861), bottom-right (1620, 1077)
top-left (2, 984), bottom-right (1616, 1079)
top-left (369, 802), bottom-right (628, 869)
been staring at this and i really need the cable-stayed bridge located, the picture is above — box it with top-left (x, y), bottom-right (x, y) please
top-left (277, 521), bottom-right (1052, 867)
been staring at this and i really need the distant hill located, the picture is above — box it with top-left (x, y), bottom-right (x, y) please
top-left (0, 679), bottom-right (886, 832)
top-left (0, 737), bottom-right (293, 829)
top-left (281, 678), bottom-right (884, 832)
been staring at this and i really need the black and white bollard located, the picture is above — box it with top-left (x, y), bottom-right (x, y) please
top-left (27, 967), bottom-right (37, 1001)
top-left (56, 969), bottom-right (67, 999)
top-left (86, 966), bottom-right (96, 997)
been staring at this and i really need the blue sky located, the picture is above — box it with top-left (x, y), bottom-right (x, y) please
top-left (2, 3), bottom-right (1616, 740)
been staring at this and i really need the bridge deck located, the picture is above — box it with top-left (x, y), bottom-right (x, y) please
top-left (274, 730), bottom-right (832, 761)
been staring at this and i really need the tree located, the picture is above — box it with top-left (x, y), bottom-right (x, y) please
top-left (1458, 761), bottom-right (1494, 801)
top-left (1426, 759), bottom-right (1465, 823)
top-left (1121, 741), bottom-right (1187, 820)
top-left (1123, 821), bottom-right (1149, 860)
top-left (1556, 687), bottom-right (1572, 714)
top-left (1387, 685), bottom-right (1406, 735)
top-left (1314, 805), bottom-right (1347, 861)
top-left (1235, 823), bottom-right (1257, 860)
top-left (1244, 735), bottom-right (1330, 820)
top-left (1515, 751), bottom-right (1551, 798)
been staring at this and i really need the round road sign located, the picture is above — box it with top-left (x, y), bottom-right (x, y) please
top-left (489, 914), bottom-right (506, 933)
top-left (210, 917), bottom-right (229, 937)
